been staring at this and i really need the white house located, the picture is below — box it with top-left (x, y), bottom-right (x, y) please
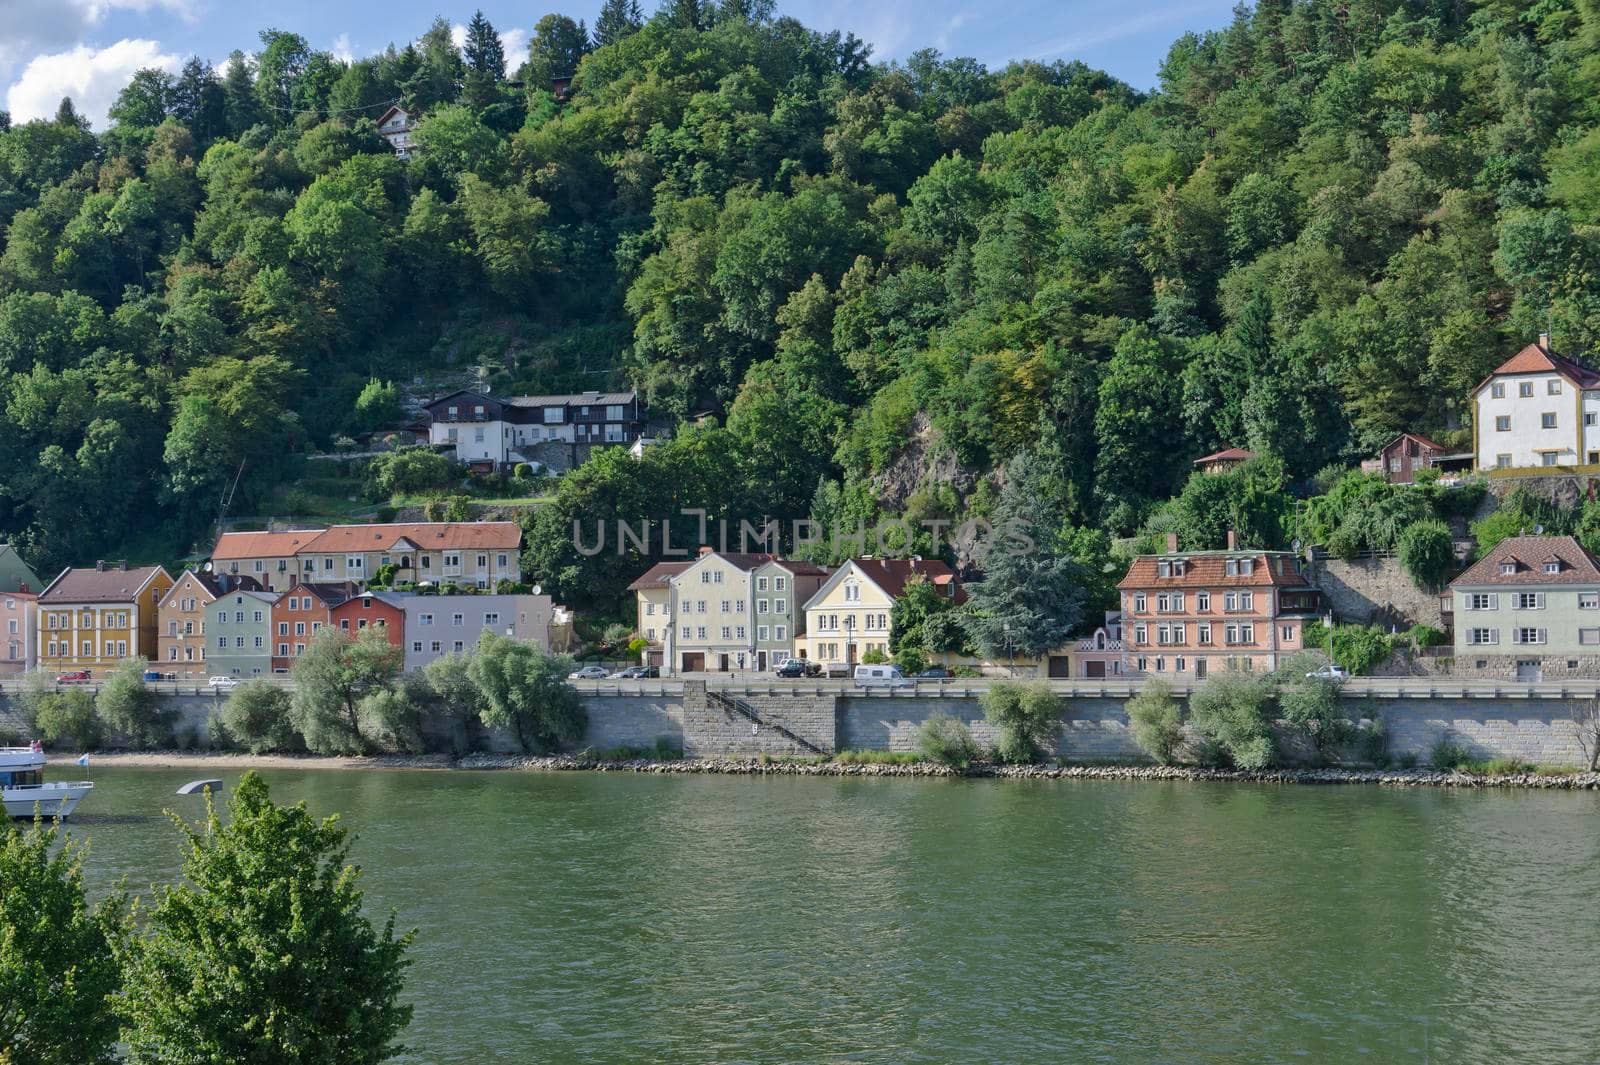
top-left (375, 106), bottom-right (415, 158)
top-left (400, 593), bottom-right (556, 671)
top-left (1474, 335), bottom-right (1600, 471)
top-left (423, 389), bottom-right (644, 469)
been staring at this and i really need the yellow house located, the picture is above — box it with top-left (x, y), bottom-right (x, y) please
top-left (626, 560), bottom-right (692, 667)
top-left (38, 562), bottom-right (174, 675)
top-left (798, 558), bottom-right (963, 669)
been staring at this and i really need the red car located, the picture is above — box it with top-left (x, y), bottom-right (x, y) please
top-left (55, 670), bottom-right (91, 684)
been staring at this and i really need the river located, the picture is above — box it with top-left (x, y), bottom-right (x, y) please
top-left (56, 767), bottom-right (1600, 1062)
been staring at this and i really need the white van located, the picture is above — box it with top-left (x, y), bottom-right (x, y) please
top-left (853, 664), bottom-right (914, 689)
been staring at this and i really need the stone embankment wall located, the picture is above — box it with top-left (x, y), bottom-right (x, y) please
top-left (4, 687), bottom-right (1594, 768)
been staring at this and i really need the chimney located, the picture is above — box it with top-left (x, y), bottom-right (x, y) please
top-left (95, 560), bottom-right (106, 572)
top-left (697, 545), bottom-right (714, 556)
top-left (1540, 331), bottom-right (1551, 349)
top-left (1227, 529), bottom-right (1239, 551)
top-left (1165, 532), bottom-right (1179, 553)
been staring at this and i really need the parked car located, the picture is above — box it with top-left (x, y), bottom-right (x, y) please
top-left (854, 664), bottom-right (914, 689)
top-left (615, 665), bottom-right (659, 679)
top-left (1306, 664), bottom-right (1350, 681)
top-left (916, 667), bottom-right (955, 680)
top-left (143, 670), bottom-right (164, 682)
top-left (775, 658), bottom-right (807, 678)
top-left (55, 670), bottom-right (91, 684)
top-left (207, 675), bottom-right (238, 690)
top-left (568, 665), bottom-right (610, 680)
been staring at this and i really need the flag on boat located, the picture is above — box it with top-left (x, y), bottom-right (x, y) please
top-left (77, 754), bottom-right (90, 767)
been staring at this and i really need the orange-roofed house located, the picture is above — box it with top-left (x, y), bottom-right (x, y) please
top-left (798, 557), bottom-right (962, 672)
top-left (211, 522), bottom-right (524, 593)
top-left (1473, 334), bottom-right (1600, 472)
top-left (1116, 532), bottom-right (1322, 680)
top-left (1193, 447), bottom-right (1257, 475)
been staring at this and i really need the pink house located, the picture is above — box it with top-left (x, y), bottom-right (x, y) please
top-left (0, 591), bottom-right (36, 674)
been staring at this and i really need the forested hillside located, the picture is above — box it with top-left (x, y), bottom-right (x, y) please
top-left (1, 0), bottom-right (1599, 598)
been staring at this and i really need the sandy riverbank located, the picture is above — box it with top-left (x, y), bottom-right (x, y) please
top-left (45, 750), bottom-right (1600, 789)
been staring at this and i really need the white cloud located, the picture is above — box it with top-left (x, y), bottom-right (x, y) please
top-left (1025, 2), bottom-right (1224, 62)
top-left (0, 0), bottom-right (197, 76)
top-left (499, 28), bottom-right (527, 66)
top-left (331, 33), bottom-right (355, 64)
top-left (450, 23), bottom-right (467, 51)
top-left (5, 38), bottom-right (181, 128)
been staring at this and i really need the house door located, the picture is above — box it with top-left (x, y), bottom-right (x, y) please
top-left (1195, 658), bottom-right (1208, 680)
top-left (681, 652), bottom-right (704, 673)
top-left (1516, 659), bottom-right (1541, 683)
top-left (1047, 655), bottom-right (1071, 678)
top-left (757, 651), bottom-right (767, 670)
top-left (1082, 659), bottom-right (1105, 679)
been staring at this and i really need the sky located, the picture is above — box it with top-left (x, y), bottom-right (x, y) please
top-left (0, 0), bottom-right (1241, 129)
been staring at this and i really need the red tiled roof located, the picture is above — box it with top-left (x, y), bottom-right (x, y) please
top-left (1193, 447), bottom-right (1257, 466)
top-left (626, 562), bottom-right (692, 591)
top-left (1387, 432), bottom-right (1446, 453)
top-left (1449, 536), bottom-right (1600, 587)
top-left (1483, 342), bottom-right (1600, 389)
top-left (853, 558), bottom-right (965, 603)
top-left (40, 565), bottom-right (170, 603)
top-left (1117, 552), bottom-right (1310, 590)
top-left (300, 522), bottom-right (522, 553)
top-left (211, 530), bottom-right (322, 561)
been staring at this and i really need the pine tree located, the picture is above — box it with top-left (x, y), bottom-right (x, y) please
top-left (54, 97), bottom-right (89, 130)
top-left (219, 50), bottom-right (261, 136)
top-left (665, 0), bottom-right (705, 31)
top-left (595, 0), bottom-right (644, 46)
top-left (462, 10), bottom-right (507, 112)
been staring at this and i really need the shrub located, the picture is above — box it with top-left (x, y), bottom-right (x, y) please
top-left (1405, 624), bottom-right (1448, 648)
top-left (914, 712), bottom-right (978, 767)
top-left (1398, 518), bottom-right (1454, 589)
top-left (1430, 737), bottom-right (1469, 770)
top-left (1188, 671), bottom-right (1276, 769)
top-left (979, 681), bottom-right (1061, 763)
top-left (834, 750), bottom-right (920, 765)
top-left (95, 658), bottom-right (174, 748)
top-left (1275, 652), bottom-right (1355, 762)
top-left (893, 647), bottom-right (928, 676)
top-left (368, 447), bottom-right (454, 498)
top-left (1396, 751), bottom-right (1420, 769)
top-left (1303, 623), bottom-right (1395, 675)
top-left (218, 680), bottom-right (296, 754)
top-left (375, 505), bottom-right (398, 523)
top-left (34, 689), bottom-right (100, 748)
top-left (1126, 679), bottom-right (1184, 764)
top-left (358, 675), bottom-right (432, 754)
top-left (861, 647), bottom-right (889, 665)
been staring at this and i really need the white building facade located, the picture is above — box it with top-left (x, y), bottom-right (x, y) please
top-left (1474, 335), bottom-right (1600, 471)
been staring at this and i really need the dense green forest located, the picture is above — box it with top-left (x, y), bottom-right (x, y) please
top-left (2, 0), bottom-right (1600, 601)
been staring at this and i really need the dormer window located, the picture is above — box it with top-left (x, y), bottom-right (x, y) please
top-left (1172, 560), bottom-right (1185, 576)
top-left (1500, 562), bottom-right (1517, 575)
top-left (1157, 561), bottom-right (1171, 578)
top-left (1225, 560), bottom-right (1238, 576)
top-left (1240, 559), bottom-right (1254, 575)
top-left (1544, 561), bottom-right (1561, 574)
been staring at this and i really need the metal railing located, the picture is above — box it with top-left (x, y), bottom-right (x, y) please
top-left (704, 688), bottom-right (828, 756)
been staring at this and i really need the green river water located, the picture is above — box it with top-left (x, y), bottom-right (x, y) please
top-left (57, 767), bottom-right (1600, 1063)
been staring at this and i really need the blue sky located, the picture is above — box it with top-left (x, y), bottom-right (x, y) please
top-left (0, 0), bottom-right (1239, 128)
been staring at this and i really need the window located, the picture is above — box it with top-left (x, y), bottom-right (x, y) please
top-left (1581, 629), bottom-right (1600, 646)
top-left (1282, 625), bottom-right (1294, 641)
top-left (735, 626), bottom-right (746, 640)
top-left (1134, 623), bottom-right (1147, 645)
top-left (1543, 412), bottom-right (1559, 429)
top-left (756, 599), bottom-right (768, 614)
top-left (774, 577), bottom-right (786, 591)
top-left (775, 625), bottom-right (787, 641)
top-left (696, 601), bottom-right (707, 614)
top-left (453, 641), bottom-right (464, 653)
top-left (756, 577), bottom-right (768, 591)
top-left (543, 407), bottom-right (563, 424)
top-left (1543, 452), bottom-right (1560, 466)
top-left (681, 626), bottom-right (691, 640)
top-left (420, 613), bottom-right (433, 625)
top-left (253, 636), bottom-right (263, 649)
top-left (1496, 416), bottom-right (1511, 432)
top-left (1545, 561), bottom-right (1561, 574)
top-left (696, 626), bottom-right (707, 640)
top-left (700, 571), bottom-right (711, 585)
top-left (234, 636), bottom-right (245, 648)
top-left (1514, 592), bottom-right (1545, 609)
top-left (1550, 379), bottom-right (1564, 395)
top-left (713, 571), bottom-right (723, 585)
top-left (234, 611), bottom-right (244, 624)
top-left (758, 626), bottom-right (769, 641)
top-left (1500, 562), bottom-right (1517, 575)
top-left (1224, 593), bottom-right (1237, 611)
top-left (452, 613), bottom-right (464, 626)
top-left (1491, 382), bottom-right (1505, 398)
top-left (484, 612), bottom-right (499, 626)
top-left (735, 600), bottom-right (745, 613)
top-left (1196, 592), bottom-right (1210, 612)
top-left (774, 598), bottom-right (787, 614)
top-left (720, 626), bottom-right (731, 640)
top-left (1389, 457), bottom-right (1402, 472)
top-left (1134, 594), bottom-right (1147, 613)
top-left (1175, 658), bottom-right (1186, 672)
top-left (295, 622), bottom-right (306, 636)
top-left (1520, 381), bottom-right (1535, 397)
top-left (1198, 623), bottom-right (1212, 645)
top-left (1588, 412), bottom-right (1598, 428)
top-left (720, 600), bottom-right (731, 613)
top-left (253, 610), bottom-right (263, 623)
top-left (1514, 627), bottom-right (1546, 645)
top-left (497, 553), bottom-right (508, 568)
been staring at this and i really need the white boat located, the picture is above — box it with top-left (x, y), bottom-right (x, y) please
top-left (2, 746), bottom-right (93, 820)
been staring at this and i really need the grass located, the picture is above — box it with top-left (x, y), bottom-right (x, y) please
top-left (833, 750), bottom-right (921, 765)
top-left (756, 753), bottom-right (829, 766)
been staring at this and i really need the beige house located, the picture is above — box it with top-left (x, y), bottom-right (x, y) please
top-left (0, 592), bottom-right (36, 674)
top-left (798, 558), bottom-right (962, 670)
top-left (628, 561), bottom-right (692, 667)
top-left (212, 522), bottom-right (524, 592)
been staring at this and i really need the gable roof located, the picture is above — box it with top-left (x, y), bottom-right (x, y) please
top-left (803, 557), bottom-right (963, 610)
top-left (1479, 341), bottom-right (1600, 391)
top-left (40, 564), bottom-right (171, 604)
top-left (1449, 535), bottom-right (1600, 588)
top-left (211, 530), bottom-right (324, 561)
top-left (423, 389), bottom-right (637, 418)
top-left (1117, 551), bottom-right (1310, 590)
top-left (1382, 432), bottom-right (1446, 454)
top-left (163, 570), bottom-right (262, 604)
top-left (300, 522), bottom-right (522, 553)
top-left (284, 582), bottom-right (358, 609)
top-left (1194, 447), bottom-right (1257, 466)
top-left (627, 561), bottom-right (692, 591)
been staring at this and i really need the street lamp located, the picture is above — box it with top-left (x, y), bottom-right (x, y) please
top-left (844, 614), bottom-right (856, 667)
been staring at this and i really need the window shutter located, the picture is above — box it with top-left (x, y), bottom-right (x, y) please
top-left (1489, 594), bottom-right (1499, 610)
top-left (1539, 628), bottom-right (1548, 644)
top-left (1538, 593), bottom-right (1546, 609)
top-left (1490, 629), bottom-right (1499, 645)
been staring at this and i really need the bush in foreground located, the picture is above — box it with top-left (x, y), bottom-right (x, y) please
top-left (0, 821), bottom-right (126, 1065)
top-left (1126, 679), bottom-right (1184, 764)
top-left (120, 773), bottom-right (413, 1063)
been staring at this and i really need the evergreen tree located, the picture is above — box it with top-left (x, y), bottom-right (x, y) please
top-left (404, 16), bottom-right (464, 113)
top-left (462, 10), bottom-right (507, 112)
top-left (664, 0), bottom-right (706, 31)
top-left (594, 0), bottom-right (644, 46)
top-left (54, 97), bottom-right (89, 130)
top-left (960, 451), bottom-right (1086, 661)
top-left (168, 57), bottom-right (227, 144)
top-left (219, 50), bottom-right (262, 135)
